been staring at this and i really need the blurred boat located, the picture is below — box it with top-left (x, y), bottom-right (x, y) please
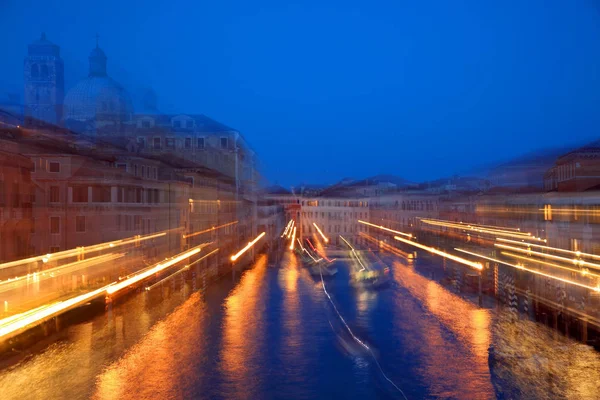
top-left (350, 264), bottom-right (390, 289)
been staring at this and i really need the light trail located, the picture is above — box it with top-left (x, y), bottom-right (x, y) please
top-left (419, 218), bottom-right (543, 241)
top-left (0, 284), bottom-right (112, 340)
top-left (358, 220), bottom-right (412, 238)
top-left (107, 247), bottom-right (202, 294)
top-left (0, 230), bottom-right (167, 271)
top-left (359, 232), bottom-right (413, 259)
top-left (419, 217), bottom-right (522, 232)
top-left (282, 220), bottom-right (293, 238)
top-left (455, 248), bottom-right (600, 293)
top-left (340, 235), bottom-right (366, 270)
top-left (287, 220), bottom-right (295, 239)
top-left (306, 238), bottom-right (333, 262)
top-left (0, 253), bottom-right (125, 291)
top-left (289, 227), bottom-right (297, 250)
top-left (494, 243), bottom-right (600, 271)
top-left (296, 238), bottom-right (305, 252)
top-left (231, 232), bottom-right (266, 261)
top-left (312, 222), bottom-right (329, 243)
top-left (500, 251), bottom-right (600, 279)
top-left (182, 221), bottom-right (238, 239)
top-left (497, 237), bottom-right (600, 261)
top-left (146, 249), bottom-right (219, 291)
top-left (393, 236), bottom-right (483, 270)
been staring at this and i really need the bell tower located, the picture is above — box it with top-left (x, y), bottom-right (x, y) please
top-left (24, 33), bottom-right (64, 126)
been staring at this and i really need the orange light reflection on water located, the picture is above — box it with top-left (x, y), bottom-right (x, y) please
top-left (391, 260), bottom-right (493, 398)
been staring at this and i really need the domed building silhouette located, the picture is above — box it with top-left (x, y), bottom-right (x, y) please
top-left (63, 39), bottom-right (133, 135)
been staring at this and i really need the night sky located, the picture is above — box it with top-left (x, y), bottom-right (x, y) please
top-left (1, 0), bottom-right (600, 186)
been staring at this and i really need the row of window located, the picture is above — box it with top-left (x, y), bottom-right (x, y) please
top-left (49, 216), bottom-right (85, 234)
top-left (29, 63), bottom-right (51, 79)
top-left (47, 214), bottom-right (155, 234)
top-left (557, 163), bottom-right (579, 182)
top-left (48, 185), bottom-right (164, 204)
top-left (302, 211), bottom-right (367, 219)
top-left (303, 200), bottom-right (369, 207)
top-left (302, 224), bottom-right (367, 234)
top-left (138, 137), bottom-right (228, 150)
top-left (115, 163), bottom-right (158, 179)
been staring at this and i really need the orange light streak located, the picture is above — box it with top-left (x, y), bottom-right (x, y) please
top-left (393, 236), bottom-right (482, 270)
top-left (0, 231), bottom-right (167, 271)
top-left (455, 248), bottom-right (600, 293)
top-left (419, 219), bottom-right (541, 241)
top-left (497, 237), bottom-right (600, 261)
top-left (0, 284), bottom-right (112, 340)
top-left (146, 249), bottom-right (219, 291)
top-left (287, 220), bottom-right (295, 239)
top-left (312, 223), bottom-right (329, 243)
top-left (231, 232), bottom-right (266, 261)
top-left (107, 247), bottom-right (202, 294)
top-left (289, 227), bottom-right (297, 250)
top-left (359, 232), bottom-right (412, 259)
top-left (419, 217), bottom-right (522, 232)
top-left (494, 243), bottom-right (600, 271)
top-left (182, 221), bottom-right (238, 239)
top-left (358, 220), bottom-right (412, 238)
top-left (282, 220), bottom-right (293, 238)
top-left (500, 251), bottom-right (600, 279)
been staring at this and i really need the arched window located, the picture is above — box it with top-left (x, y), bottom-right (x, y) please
top-left (31, 64), bottom-right (39, 78)
top-left (40, 64), bottom-right (49, 78)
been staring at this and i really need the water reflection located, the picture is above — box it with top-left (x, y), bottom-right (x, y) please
top-left (92, 292), bottom-right (208, 399)
top-left (391, 260), bottom-right (494, 398)
top-left (491, 314), bottom-right (600, 399)
top-left (219, 254), bottom-right (269, 399)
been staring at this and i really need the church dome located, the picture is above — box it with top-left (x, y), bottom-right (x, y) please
top-left (63, 42), bottom-right (133, 127)
top-left (63, 75), bottom-right (133, 122)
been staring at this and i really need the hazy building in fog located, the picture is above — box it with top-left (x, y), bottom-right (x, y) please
top-left (24, 33), bottom-right (64, 126)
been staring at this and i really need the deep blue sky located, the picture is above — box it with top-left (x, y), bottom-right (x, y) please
top-left (1, 0), bottom-right (600, 186)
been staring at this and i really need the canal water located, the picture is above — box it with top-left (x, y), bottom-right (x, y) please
top-left (1, 252), bottom-right (600, 399)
